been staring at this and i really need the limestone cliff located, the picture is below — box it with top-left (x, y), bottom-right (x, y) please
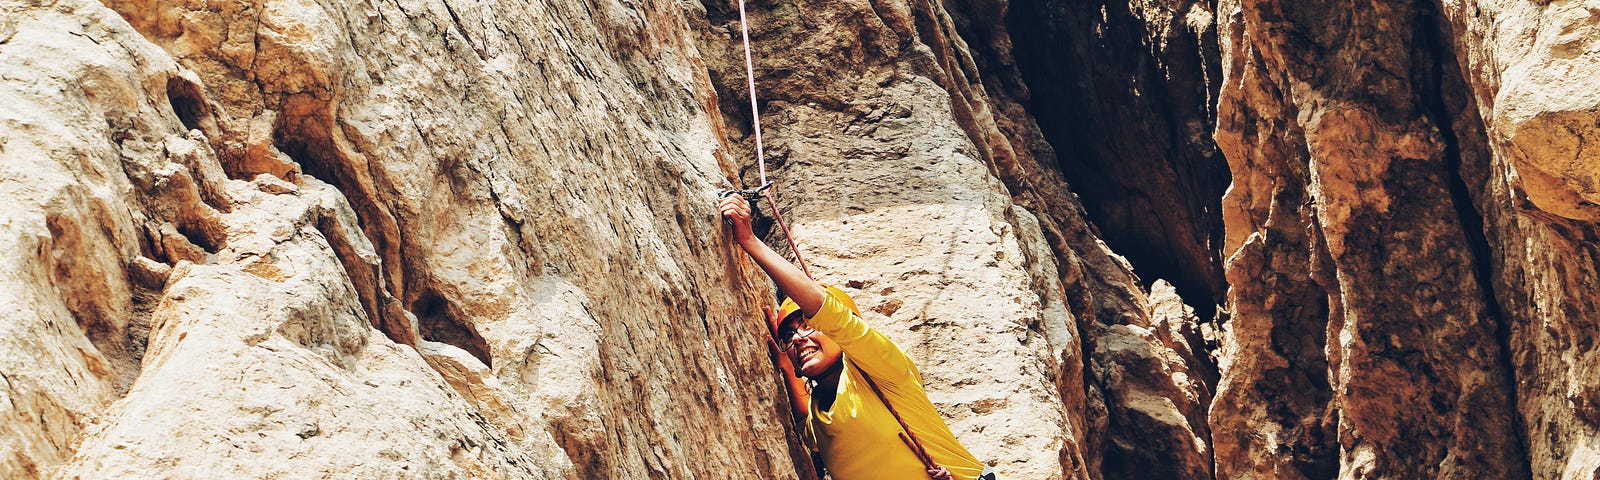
top-left (1, 0), bottom-right (1596, 477)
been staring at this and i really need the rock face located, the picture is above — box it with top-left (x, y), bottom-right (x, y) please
top-left (3, 0), bottom-right (800, 477)
top-left (2, 0), bottom-right (1597, 477)
top-left (1209, 0), bottom-right (1600, 477)
top-left (694, 0), bottom-right (1216, 476)
top-left (1007, 0), bottom-right (1231, 316)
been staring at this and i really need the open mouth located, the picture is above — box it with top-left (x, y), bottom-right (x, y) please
top-left (796, 344), bottom-right (820, 363)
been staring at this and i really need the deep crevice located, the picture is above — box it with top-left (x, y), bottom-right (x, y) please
top-left (412, 289), bottom-right (493, 368)
top-left (1005, 0), bottom-right (1229, 320)
top-left (275, 112), bottom-right (412, 346)
top-left (1415, 5), bottom-right (1532, 475)
top-left (312, 213), bottom-right (402, 345)
top-left (165, 76), bottom-right (211, 133)
top-left (174, 221), bottom-right (221, 254)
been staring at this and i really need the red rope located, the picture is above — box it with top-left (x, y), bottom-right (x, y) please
top-left (763, 195), bottom-right (813, 279)
top-left (734, 1), bottom-right (939, 476)
top-left (860, 366), bottom-right (939, 471)
top-left (737, 0), bottom-right (813, 280)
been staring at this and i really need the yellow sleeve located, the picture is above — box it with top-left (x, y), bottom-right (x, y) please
top-left (805, 289), bottom-right (919, 386)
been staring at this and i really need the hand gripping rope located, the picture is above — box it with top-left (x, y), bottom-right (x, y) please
top-left (730, 0), bottom-right (940, 475)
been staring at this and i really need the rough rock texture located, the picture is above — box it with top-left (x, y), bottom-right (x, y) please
top-left (6, 0), bottom-right (1221, 474)
top-left (1006, 0), bottom-right (1230, 316)
top-left (1438, 1), bottom-right (1600, 476)
top-left (3, 0), bottom-right (805, 476)
top-left (4, 0), bottom-right (1599, 475)
top-left (695, 0), bottom-right (1215, 477)
top-left (1211, 0), bottom-right (1600, 477)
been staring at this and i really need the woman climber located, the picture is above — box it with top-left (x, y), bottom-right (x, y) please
top-left (719, 194), bottom-right (999, 480)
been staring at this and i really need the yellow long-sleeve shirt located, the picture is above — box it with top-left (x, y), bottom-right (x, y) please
top-left (804, 289), bottom-right (991, 480)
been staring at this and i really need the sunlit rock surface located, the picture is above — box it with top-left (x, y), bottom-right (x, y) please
top-left (2, 0), bottom-right (1597, 477)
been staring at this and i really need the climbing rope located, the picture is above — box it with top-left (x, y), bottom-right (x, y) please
top-left (733, 0), bottom-right (813, 280)
top-left (728, 0), bottom-right (940, 475)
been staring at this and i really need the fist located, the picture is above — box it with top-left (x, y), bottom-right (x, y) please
top-left (719, 194), bottom-right (755, 240)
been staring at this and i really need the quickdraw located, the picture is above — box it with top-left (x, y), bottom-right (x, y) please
top-left (717, 181), bottom-right (774, 201)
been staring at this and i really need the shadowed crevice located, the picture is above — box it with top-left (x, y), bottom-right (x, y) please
top-left (165, 76), bottom-right (210, 133)
top-left (1005, 0), bottom-right (1228, 320)
top-left (412, 289), bottom-right (493, 368)
top-left (1413, 4), bottom-right (1532, 475)
top-left (273, 107), bottom-right (415, 347)
top-left (173, 222), bottom-right (221, 254)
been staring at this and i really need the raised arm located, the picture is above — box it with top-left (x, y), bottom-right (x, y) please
top-left (720, 194), bottom-right (826, 315)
